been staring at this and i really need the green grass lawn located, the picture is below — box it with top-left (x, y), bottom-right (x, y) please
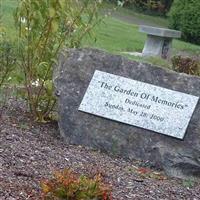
top-left (101, 2), bottom-right (169, 28)
top-left (83, 15), bottom-right (200, 55)
top-left (1, 0), bottom-right (18, 37)
top-left (83, 17), bottom-right (146, 53)
top-left (1, 0), bottom-right (200, 68)
top-left (82, 15), bottom-right (200, 69)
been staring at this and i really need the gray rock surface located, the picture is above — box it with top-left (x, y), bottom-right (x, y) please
top-left (53, 48), bottom-right (200, 180)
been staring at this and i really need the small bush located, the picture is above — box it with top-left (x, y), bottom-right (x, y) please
top-left (131, 0), bottom-right (172, 14)
top-left (0, 13), bottom-right (16, 87)
top-left (41, 169), bottom-right (112, 200)
top-left (0, 38), bottom-right (16, 87)
top-left (171, 55), bottom-right (200, 76)
top-left (107, 0), bottom-right (173, 15)
top-left (169, 0), bottom-right (200, 45)
top-left (13, 0), bottom-right (102, 121)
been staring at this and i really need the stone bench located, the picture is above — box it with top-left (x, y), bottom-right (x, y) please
top-left (139, 25), bottom-right (181, 59)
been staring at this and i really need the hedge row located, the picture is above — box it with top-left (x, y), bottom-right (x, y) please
top-left (169, 0), bottom-right (200, 45)
top-left (107, 0), bottom-right (173, 15)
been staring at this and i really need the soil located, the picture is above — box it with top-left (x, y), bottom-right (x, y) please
top-left (1, 99), bottom-right (200, 200)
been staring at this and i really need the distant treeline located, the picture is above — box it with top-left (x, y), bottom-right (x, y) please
top-left (108, 0), bottom-right (173, 16)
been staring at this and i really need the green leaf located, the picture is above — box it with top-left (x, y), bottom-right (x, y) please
top-left (44, 80), bottom-right (53, 96)
top-left (51, 20), bottom-right (59, 32)
top-left (49, 8), bottom-right (55, 18)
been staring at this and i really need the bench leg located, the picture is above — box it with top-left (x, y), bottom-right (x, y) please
top-left (142, 35), bottom-right (172, 59)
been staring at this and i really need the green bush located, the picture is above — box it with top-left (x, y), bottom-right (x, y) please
top-left (0, 35), bottom-right (16, 87)
top-left (0, 3), bottom-right (17, 106)
top-left (41, 169), bottom-right (112, 200)
top-left (107, 0), bottom-right (173, 15)
top-left (169, 0), bottom-right (200, 45)
top-left (13, 0), bottom-right (102, 122)
top-left (130, 0), bottom-right (173, 14)
top-left (0, 9), bottom-right (16, 87)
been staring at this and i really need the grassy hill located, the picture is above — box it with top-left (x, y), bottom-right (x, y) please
top-left (1, 0), bottom-right (200, 68)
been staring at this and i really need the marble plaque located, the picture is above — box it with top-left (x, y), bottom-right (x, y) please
top-left (79, 70), bottom-right (199, 139)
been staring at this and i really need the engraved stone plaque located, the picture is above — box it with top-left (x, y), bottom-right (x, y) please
top-left (79, 70), bottom-right (199, 139)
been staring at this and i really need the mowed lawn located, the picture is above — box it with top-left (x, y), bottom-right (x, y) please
top-left (83, 17), bottom-right (146, 53)
top-left (1, 0), bottom-right (18, 37)
top-left (2, 1), bottom-right (200, 59)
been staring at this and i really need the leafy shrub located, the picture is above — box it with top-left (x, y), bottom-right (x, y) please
top-left (130, 0), bottom-right (170, 14)
top-left (14, 0), bottom-right (102, 121)
top-left (169, 0), bottom-right (200, 45)
top-left (0, 40), bottom-right (16, 106)
top-left (0, 37), bottom-right (16, 87)
top-left (171, 55), bottom-right (200, 76)
top-left (0, 11), bottom-right (16, 87)
top-left (107, 0), bottom-right (173, 15)
top-left (41, 169), bottom-right (112, 200)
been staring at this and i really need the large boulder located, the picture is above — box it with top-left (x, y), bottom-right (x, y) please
top-left (53, 48), bottom-right (200, 179)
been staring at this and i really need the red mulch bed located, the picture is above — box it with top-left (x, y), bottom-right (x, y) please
top-left (1, 99), bottom-right (200, 200)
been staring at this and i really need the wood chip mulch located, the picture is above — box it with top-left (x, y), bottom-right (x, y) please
top-left (1, 99), bottom-right (200, 200)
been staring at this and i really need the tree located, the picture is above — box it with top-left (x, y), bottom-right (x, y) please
top-left (169, 0), bottom-right (200, 45)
